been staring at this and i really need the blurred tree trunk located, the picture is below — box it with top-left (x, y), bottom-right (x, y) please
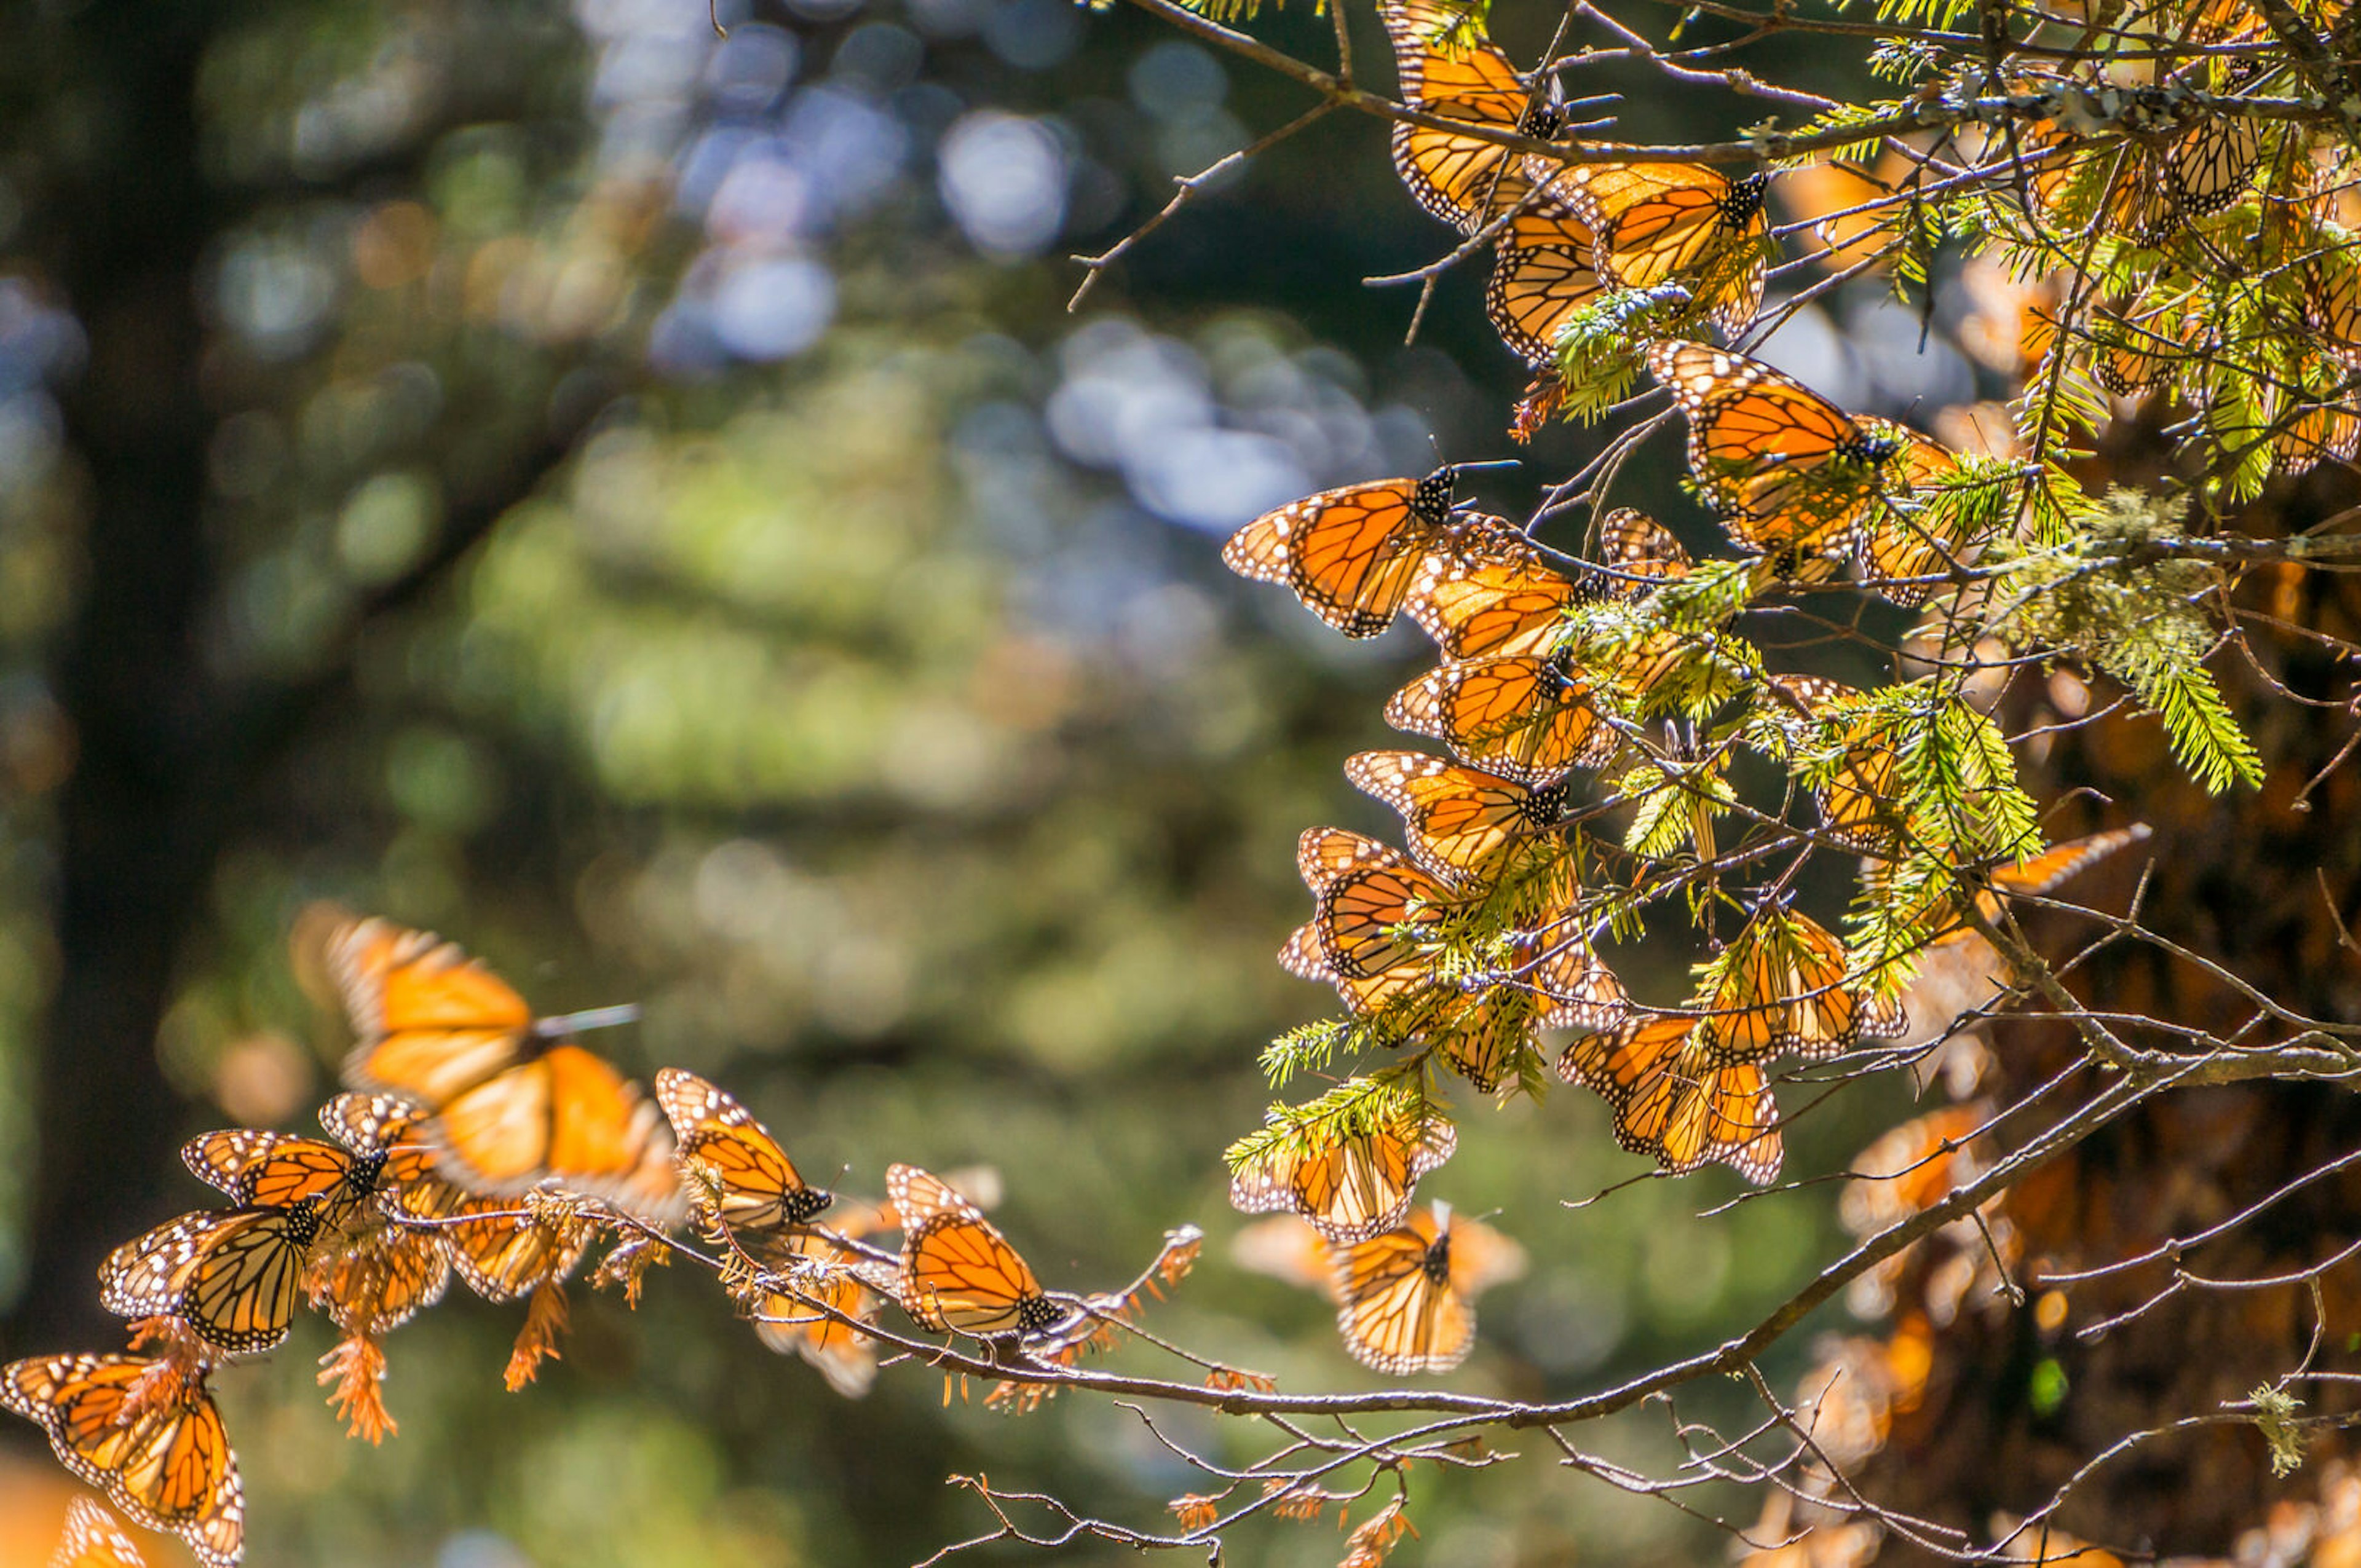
top-left (1851, 463), bottom-right (2361, 1553)
top-left (4, 2), bottom-right (226, 1351)
top-left (0, 2), bottom-right (590, 1352)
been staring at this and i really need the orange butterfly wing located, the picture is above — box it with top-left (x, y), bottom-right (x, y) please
top-left (1597, 507), bottom-right (1691, 594)
top-left (1707, 907), bottom-right (1891, 1062)
top-left (1330, 1208), bottom-right (1481, 1375)
top-left (1853, 417), bottom-right (1970, 605)
top-left (1486, 200), bottom-right (1605, 365)
top-left (1646, 341), bottom-right (1889, 562)
top-left (1316, 849), bottom-right (1456, 979)
top-left (329, 915), bottom-right (535, 1104)
top-left (1556, 164), bottom-right (1768, 331)
top-left (1381, 0), bottom-right (1554, 231)
top-left (1222, 471), bottom-right (1455, 637)
top-left (1405, 514), bottom-right (1586, 661)
top-left (656, 1068), bottom-right (834, 1248)
top-left (888, 1164), bottom-right (1064, 1338)
top-left (1345, 749), bottom-right (1572, 879)
top-left (1385, 653), bottom-right (1618, 781)
top-left (98, 1206), bottom-right (323, 1357)
top-left (51, 1497), bottom-right (151, 1568)
top-left (1229, 1111), bottom-right (1458, 1245)
top-left (325, 914), bottom-right (681, 1222)
top-left (2, 1357), bottom-right (242, 1568)
top-left (1559, 1014), bottom-right (1782, 1183)
top-left (753, 1210), bottom-right (888, 1397)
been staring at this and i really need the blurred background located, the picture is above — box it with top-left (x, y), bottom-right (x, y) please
top-left (0, 0), bottom-right (1977, 1562)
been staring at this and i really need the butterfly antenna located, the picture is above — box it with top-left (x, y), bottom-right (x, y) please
top-left (1447, 458), bottom-right (1523, 475)
top-left (534, 1002), bottom-right (641, 1038)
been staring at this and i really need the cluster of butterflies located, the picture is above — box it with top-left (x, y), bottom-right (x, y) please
top-left (4, 912), bottom-right (1199, 1567)
top-left (1220, 443), bottom-right (2153, 1360)
top-left (1385, 0), bottom-right (2359, 483)
top-left (1379, 0), bottom-right (1770, 407)
top-left (1219, 404), bottom-right (2030, 1162)
top-left (1212, 0), bottom-right (2183, 1358)
top-left (2009, 74), bottom-right (2361, 478)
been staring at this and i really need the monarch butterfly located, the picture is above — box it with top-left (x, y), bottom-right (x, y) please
top-left (50, 1497), bottom-right (149, 1568)
top-left (1428, 987), bottom-right (1541, 1093)
top-left (1313, 832), bottom-right (1458, 979)
top-left (1525, 925), bottom-right (1629, 1035)
top-left (320, 912), bottom-right (682, 1222)
top-left (1281, 921), bottom-right (1461, 1040)
top-left (1596, 507), bottom-right (1691, 594)
top-left (2164, 60), bottom-right (2266, 221)
top-left (181, 1129), bottom-right (386, 1232)
top-left (323, 1091), bottom-right (590, 1304)
top-left (2086, 297), bottom-right (2184, 398)
top-left (655, 1069), bottom-right (834, 1252)
top-left (1645, 341), bottom-right (1900, 567)
top-left (1762, 674), bottom-right (1910, 853)
top-left (2305, 251), bottom-right (2361, 364)
top-left (2274, 397), bottom-right (2361, 474)
top-left (99, 1202), bottom-right (326, 1357)
top-left (1581, 508), bottom-right (1703, 701)
top-left (1385, 651), bottom-right (1619, 782)
top-left (1292, 826), bottom-right (1449, 985)
top-left (1838, 1102), bottom-right (1990, 1241)
top-left (2020, 103), bottom-right (2256, 245)
top-left (1559, 1012), bottom-right (1783, 1183)
top-left (309, 1093), bottom-right (456, 1334)
top-left (1222, 467), bottom-right (1476, 637)
top-left (2019, 120), bottom-right (2170, 242)
top-left (1, 1355), bottom-right (242, 1568)
top-left (1549, 163), bottom-right (1770, 334)
top-left (1853, 417), bottom-right (1978, 607)
top-left (1330, 1203), bottom-right (1526, 1375)
top-left (888, 1164), bottom-right (1070, 1339)
top-left (1403, 514), bottom-right (1587, 661)
top-left (749, 1196), bottom-right (890, 1397)
top-left (1705, 905), bottom-right (1904, 1063)
top-left (1486, 198), bottom-right (1605, 366)
top-left (1229, 1107), bottom-right (1458, 1245)
top-left (1345, 749), bottom-right (1575, 880)
top-left (1380, 0), bottom-right (1560, 232)
top-left (1878, 827), bottom-right (2154, 1051)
